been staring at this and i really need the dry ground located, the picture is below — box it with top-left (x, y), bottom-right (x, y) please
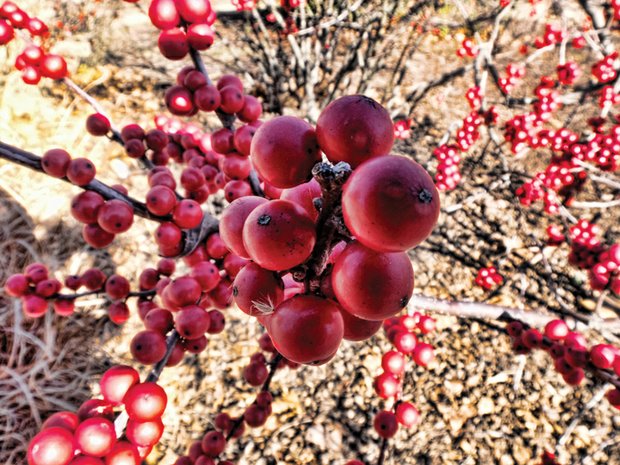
top-left (0, 1), bottom-right (619, 465)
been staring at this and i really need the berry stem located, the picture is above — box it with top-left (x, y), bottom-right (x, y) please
top-left (376, 438), bottom-right (388, 465)
top-left (303, 161), bottom-right (352, 283)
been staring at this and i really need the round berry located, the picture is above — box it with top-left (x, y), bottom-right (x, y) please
top-left (250, 116), bottom-right (320, 188)
top-left (342, 155), bottom-right (440, 252)
top-left (316, 95), bottom-right (394, 167)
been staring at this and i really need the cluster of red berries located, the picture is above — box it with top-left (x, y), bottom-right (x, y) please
top-left (455, 111), bottom-right (483, 151)
top-left (27, 365), bottom-right (167, 465)
top-left (499, 63), bottom-right (526, 94)
top-left (174, 336), bottom-right (296, 465)
top-left (371, 314), bottom-right (435, 439)
top-left (533, 23), bottom-right (565, 49)
top-left (149, 0), bottom-right (216, 60)
top-left (544, 220), bottom-right (620, 295)
top-left (230, 0), bottom-right (256, 11)
top-left (393, 119), bottom-right (411, 140)
top-left (4, 263), bottom-right (139, 322)
top-left (598, 85), bottom-right (620, 111)
top-left (475, 266), bottom-right (503, 290)
top-left (516, 158), bottom-right (586, 214)
top-left (556, 61), bottom-right (580, 86)
top-left (433, 144), bottom-right (461, 191)
top-left (167, 68), bottom-right (261, 125)
top-left (507, 318), bottom-right (620, 408)
top-left (0, 1), bottom-right (69, 84)
top-left (456, 38), bottom-right (478, 58)
top-left (465, 86), bottom-right (483, 110)
top-left (131, 259), bottom-right (229, 366)
top-left (591, 53), bottom-right (618, 83)
top-left (219, 95), bottom-right (439, 365)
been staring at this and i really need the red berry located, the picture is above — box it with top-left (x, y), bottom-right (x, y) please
top-left (395, 401), bottom-right (420, 427)
top-left (268, 295), bottom-right (344, 364)
top-left (82, 268), bottom-right (106, 290)
top-left (105, 274), bottom-right (130, 300)
top-left (146, 186), bottom-right (177, 216)
top-left (123, 382), bottom-right (167, 421)
top-left (243, 361), bottom-right (268, 386)
top-left (71, 191), bottom-right (105, 223)
top-left (232, 262), bottom-right (284, 316)
top-left (100, 365), bottom-right (140, 405)
top-left (173, 199), bottom-right (203, 229)
top-left (316, 95), bottom-right (394, 167)
top-left (590, 344), bottom-right (616, 369)
top-left (250, 116), bottom-right (320, 188)
top-left (27, 427), bottom-right (74, 465)
top-left (219, 85), bottom-right (245, 114)
top-left (207, 309), bottom-right (226, 333)
top-left (86, 113), bottom-right (111, 136)
top-left (175, 305), bottom-right (210, 339)
top-left (97, 200), bottom-right (134, 234)
top-left (77, 399), bottom-right (114, 422)
top-left (121, 124), bottom-right (145, 142)
top-left (144, 308), bottom-right (174, 333)
top-left (342, 155), bottom-right (440, 252)
top-left (148, 0), bottom-right (180, 30)
top-left (41, 54), bottom-right (68, 80)
top-left (165, 85), bottom-right (195, 115)
top-left (374, 372), bottom-right (400, 399)
top-left (105, 441), bottom-right (140, 465)
top-left (41, 148), bottom-right (71, 178)
top-left (5, 273), bottom-right (29, 296)
top-left (66, 158), bottom-right (96, 186)
top-left (340, 307), bottom-right (382, 341)
top-left (216, 74), bottom-right (243, 91)
top-left (242, 199), bottom-right (316, 271)
top-left (167, 276), bottom-right (202, 307)
top-left (187, 23), bottom-right (214, 50)
top-left (42, 411), bottom-right (79, 432)
top-left (74, 417), bottom-right (116, 457)
top-left (0, 19), bottom-right (14, 45)
top-left (237, 95), bottom-right (262, 122)
top-left (412, 342), bottom-right (435, 367)
top-left (176, 0), bottom-right (211, 23)
top-left (125, 418), bottom-right (164, 447)
top-left (189, 261), bottom-right (220, 292)
top-left (158, 28), bottom-right (189, 60)
top-left (544, 319), bottom-right (569, 340)
top-left (23, 295), bottom-right (48, 318)
top-left (280, 178), bottom-right (321, 222)
top-left (373, 410), bottom-right (398, 438)
top-left (205, 232), bottom-right (228, 259)
top-left (130, 330), bottom-right (167, 365)
top-left (331, 241), bottom-right (414, 321)
top-left (201, 431), bottom-right (226, 457)
top-left (382, 350), bottom-right (406, 376)
top-left (82, 224), bottom-right (114, 249)
top-left (393, 331), bottom-right (417, 354)
top-left (194, 85), bottom-right (221, 112)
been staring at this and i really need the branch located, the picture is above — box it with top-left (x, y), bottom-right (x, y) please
top-left (409, 294), bottom-right (620, 334)
top-left (0, 141), bottom-right (168, 222)
top-left (188, 46), bottom-right (264, 196)
top-left (226, 352), bottom-right (284, 441)
top-left (0, 140), bottom-right (219, 256)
